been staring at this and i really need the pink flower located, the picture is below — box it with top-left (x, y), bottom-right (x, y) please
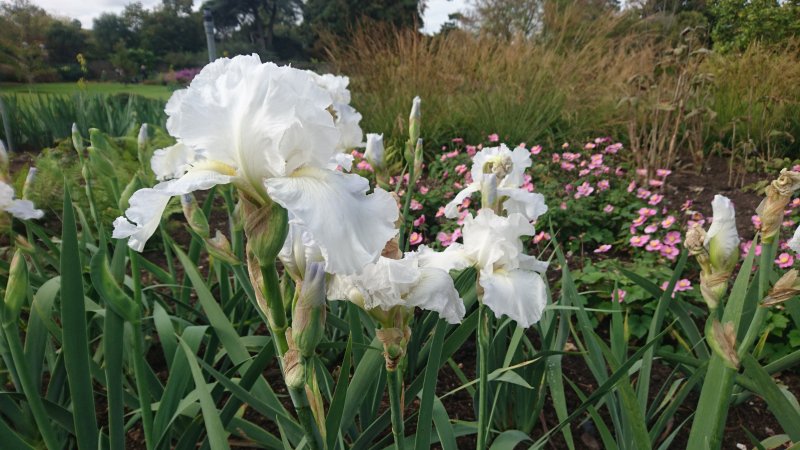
top-left (627, 181), bottom-right (637, 193)
top-left (451, 137), bottom-right (464, 144)
top-left (419, 186), bottom-right (429, 194)
top-left (466, 145), bottom-right (477, 156)
top-left (561, 142), bottom-right (570, 149)
top-left (632, 215), bottom-right (647, 227)
top-left (664, 231), bottom-right (682, 245)
top-left (356, 160), bottom-right (373, 172)
top-left (783, 219), bottom-right (796, 227)
top-left (436, 231), bottom-right (452, 246)
top-left (645, 239), bottom-right (662, 252)
top-left (656, 169), bottom-right (672, 177)
top-left (614, 289), bottom-right (626, 303)
top-left (597, 180), bottom-right (610, 191)
top-left (488, 133), bottom-right (499, 142)
top-left (409, 232), bottom-right (423, 245)
top-left (648, 179), bottom-right (664, 187)
top-left (584, 142), bottom-right (596, 150)
top-left (552, 153), bottom-right (561, 163)
top-left (661, 216), bottom-right (676, 228)
top-left (638, 207), bottom-right (657, 217)
top-left (637, 188), bottom-right (652, 199)
top-left (776, 252), bottom-right (794, 269)
top-left (681, 200), bottom-right (693, 211)
top-left (644, 224), bottom-right (658, 234)
top-left (410, 199), bottom-right (423, 210)
top-left (740, 240), bottom-right (761, 256)
top-left (648, 194), bottom-right (664, 205)
top-left (531, 145), bottom-right (542, 155)
top-left (578, 169), bottom-right (590, 177)
top-left (604, 143), bottom-right (622, 154)
top-left (575, 182), bottom-right (594, 199)
top-left (436, 206), bottom-right (446, 218)
top-left (461, 198), bottom-right (472, 209)
top-left (603, 204), bottom-right (615, 213)
top-left (675, 279), bottom-right (692, 291)
top-left (660, 245), bottom-right (680, 260)
top-left (561, 162), bottom-right (576, 171)
top-left (630, 235), bottom-right (650, 247)
top-left (560, 202), bottom-right (568, 210)
top-left (594, 244), bottom-right (612, 253)
top-left (752, 215), bottom-right (762, 229)
top-left (446, 150), bottom-right (459, 158)
top-left (413, 215), bottom-right (426, 227)
top-left (533, 231), bottom-right (551, 244)
top-left (455, 164), bottom-right (468, 175)
top-left (791, 198), bottom-right (800, 208)
top-left (636, 168), bottom-right (647, 177)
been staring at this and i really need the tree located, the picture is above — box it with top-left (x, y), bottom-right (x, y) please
top-left (710, 0), bottom-right (800, 52)
top-left (45, 19), bottom-right (88, 65)
top-left (92, 13), bottom-right (135, 57)
top-left (302, 0), bottom-right (422, 46)
top-left (203, 0), bottom-right (301, 54)
top-left (0, 0), bottom-right (56, 81)
top-left (467, 0), bottom-right (543, 38)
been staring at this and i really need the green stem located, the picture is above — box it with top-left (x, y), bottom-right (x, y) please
top-left (1, 322), bottom-right (60, 450)
top-left (132, 322), bottom-right (154, 450)
top-left (104, 311), bottom-right (126, 450)
top-left (387, 368), bottom-right (406, 450)
top-left (260, 262), bottom-right (322, 450)
top-left (398, 162), bottom-right (417, 252)
top-left (739, 239), bottom-right (777, 355)
top-left (476, 300), bottom-right (491, 449)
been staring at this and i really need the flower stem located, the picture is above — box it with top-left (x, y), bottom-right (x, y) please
top-left (398, 162), bottom-right (416, 252)
top-left (476, 300), bottom-right (491, 449)
top-left (739, 238), bottom-right (777, 355)
top-left (387, 367), bottom-right (406, 450)
top-left (260, 262), bottom-right (323, 450)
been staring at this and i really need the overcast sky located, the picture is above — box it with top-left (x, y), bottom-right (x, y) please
top-left (31, 0), bottom-right (468, 34)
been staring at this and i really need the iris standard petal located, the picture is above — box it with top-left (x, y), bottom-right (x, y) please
top-left (265, 166), bottom-right (398, 274)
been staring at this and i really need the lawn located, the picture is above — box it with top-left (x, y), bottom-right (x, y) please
top-left (0, 82), bottom-right (173, 100)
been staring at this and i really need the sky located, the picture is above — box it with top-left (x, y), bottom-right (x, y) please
top-left (31, 0), bottom-right (469, 34)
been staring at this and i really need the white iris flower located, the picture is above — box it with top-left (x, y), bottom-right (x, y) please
top-left (328, 251), bottom-right (466, 325)
top-left (113, 54), bottom-right (397, 274)
top-left (1, 181), bottom-right (43, 220)
top-left (704, 194), bottom-right (740, 269)
top-left (444, 143), bottom-right (547, 221)
top-left (420, 208), bottom-right (547, 328)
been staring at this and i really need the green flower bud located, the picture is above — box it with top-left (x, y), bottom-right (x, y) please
top-left (243, 198), bottom-right (289, 264)
top-left (292, 262), bottom-right (327, 358)
top-left (118, 175), bottom-right (140, 211)
top-left (0, 139), bottom-right (8, 177)
top-left (205, 230), bottom-right (240, 265)
top-left (71, 123), bottom-right (84, 153)
top-left (409, 96), bottom-right (421, 144)
top-left (138, 124), bottom-right (148, 153)
top-left (283, 344), bottom-right (305, 389)
top-left (22, 167), bottom-right (36, 200)
top-left (412, 138), bottom-right (424, 184)
top-left (3, 250), bottom-right (28, 324)
top-left (181, 193), bottom-right (210, 239)
top-left (706, 319), bottom-right (739, 369)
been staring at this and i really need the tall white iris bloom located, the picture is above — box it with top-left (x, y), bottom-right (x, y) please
top-left (444, 144), bottom-right (547, 221)
top-left (420, 208), bottom-right (547, 328)
top-left (328, 251), bottom-right (466, 325)
top-left (704, 194), bottom-right (740, 270)
top-left (113, 55), bottom-right (397, 274)
top-left (1, 181), bottom-right (43, 220)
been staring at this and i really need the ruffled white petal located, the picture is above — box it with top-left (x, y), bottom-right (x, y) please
top-left (444, 184), bottom-right (479, 218)
top-left (705, 194), bottom-right (739, 260)
top-left (113, 169), bottom-right (233, 251)
top-left (6, 199), bottom-right (44, 220)
top-left (332, 103), bottom-right (363, 151)
top-left (328, 152), bottom-right (354, 172)
top-left (150, 142), bottom-right (201, 181)
top-left (414, 244), bottom-right (472, 273)
top-left (480, 268), bottom-right (547, 328)
top-left (462, 209), bottom-right (535, 271)
top-left (165, 55), bottom-right (341, 188)
top-left (789, 225), bottom-right (800, 254)
top-left (265, 166), bottom-right (398, 274)
top-left (499, 189), bottom-right (547, 222)
top-left (0, 181), bottom-right (43, 220)
top-left (405, 266), bottom-right (465, 324)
